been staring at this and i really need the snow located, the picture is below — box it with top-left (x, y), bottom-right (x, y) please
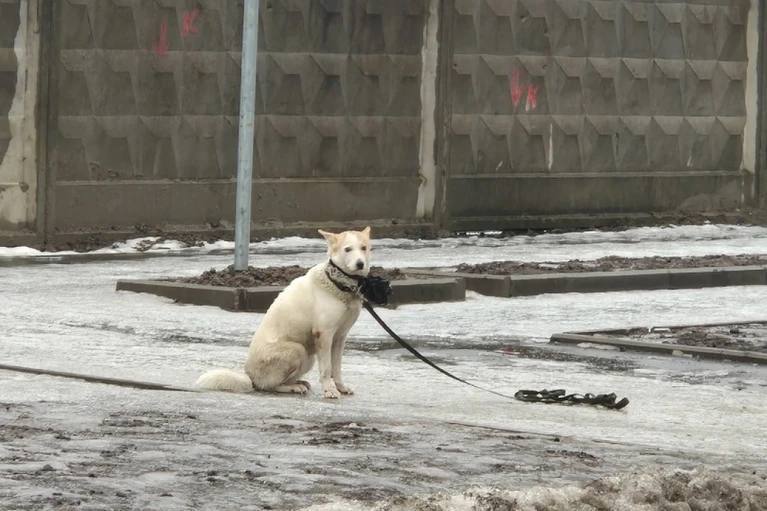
top-left (1, 225), bottom-right (767, 508)
top-left (0, 245), bottom-right (75, 257)
top-left (3, 224), bottom-right (767, 266)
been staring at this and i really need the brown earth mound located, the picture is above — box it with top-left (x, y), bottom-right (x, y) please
top-left (456, 254), bottom-right (767, 275)
top-left (181, 265), bottom-right (406, 287)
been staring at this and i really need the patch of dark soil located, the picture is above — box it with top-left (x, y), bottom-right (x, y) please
top-left (181, 265), bottom-right (407, 287)
top-left (100, 410), bottom-right (197, 436)
top-left (676, 329), bottom-right (755, 350)
top-left (456, 254), bottom-right (767, 275)
top-left (294, 421), bottom-right (403, 448)
top-left (46, 234), bottom-right (116, 253)
top-left (637, 324), bottom-right (767, 354)
top-left (184, 265), bottom-right (308, 287)
top-left (461, 211), bottom-right (767, 239)
top-left (0, 425), bottom-right (57, 442)
top-left (46, 227), bottom-right (226, 253)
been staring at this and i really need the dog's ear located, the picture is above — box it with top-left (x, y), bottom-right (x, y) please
top-left (360, 226), bottom-right (371, 239)
top-left (318, 229), bottom-right (338, 246)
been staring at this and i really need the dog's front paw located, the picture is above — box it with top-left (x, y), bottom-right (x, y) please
top-left (322, 383), bottom-right (341, 399)
top-left (335, 382), bottom-right (354, 395)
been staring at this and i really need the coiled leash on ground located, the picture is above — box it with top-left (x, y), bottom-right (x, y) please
top-left (360, 276), bottom-right (629, 411)
top-left (514, 389), bottom-right (629, 410)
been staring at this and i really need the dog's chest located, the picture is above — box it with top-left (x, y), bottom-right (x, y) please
top-left (338, 301), bottom-right (362, 327)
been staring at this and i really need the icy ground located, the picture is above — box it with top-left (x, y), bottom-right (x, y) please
top-left (2, 225), bottom-right (767, 510)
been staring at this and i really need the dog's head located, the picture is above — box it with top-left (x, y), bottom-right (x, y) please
top-left (318, 227), bottom-right (371, 277)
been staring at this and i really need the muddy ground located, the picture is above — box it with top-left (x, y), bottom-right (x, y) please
top-left (181, 266), bottom-right (407, 287)
top-left (2, 382), bottom-right (766, 511)
top-left (456, 253), bottom-right (767, 275)
top-left (45, 231), bottom-right (218, 254)
top-left (5, 227), bottom-right (767, 509)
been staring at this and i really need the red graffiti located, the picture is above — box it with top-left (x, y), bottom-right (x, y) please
top-left (509, 67), bottom-right (540, 111)
top-left (509, 69), bottom-right (523, 108)
top-left (526, 83), bottom-right (539, 111)
top-left (182, 7), bottom-right (201, 37)
top-left (153, 18), bottom-right (169, 56)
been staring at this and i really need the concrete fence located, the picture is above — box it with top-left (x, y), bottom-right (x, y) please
top-left (0, 0), bottom-right (764, 246)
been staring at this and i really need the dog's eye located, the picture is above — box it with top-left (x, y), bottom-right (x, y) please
top-left (361, 246), bottom-right (367, 251)
top-left (344, 247), bottom-right (352, 253)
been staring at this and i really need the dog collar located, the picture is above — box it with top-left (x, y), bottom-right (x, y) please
top-left (324, 260), bottom-right (362, 296)
top-left (324, 260), bottom-right (392, 306)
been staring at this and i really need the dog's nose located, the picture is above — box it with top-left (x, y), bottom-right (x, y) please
top-left (355, 260), bottom-right (364, 270)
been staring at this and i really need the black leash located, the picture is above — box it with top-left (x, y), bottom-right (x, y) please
top-left (361, 281), bottom-right (629, 410)
top-left (514, 389), bottom-right (629, 410)
top-left (364, 301), bottom-right (523, 402)
top-left (0, 363), bottom-right (194, 393)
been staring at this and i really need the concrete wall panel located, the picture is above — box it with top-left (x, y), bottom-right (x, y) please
top-left (53, 178), bottom-right (419, 230)
top-left (46, 0), bottom-right (427, 237)
top-left (1, 0), bottom-right (763, 244)
top-left (0, 0), bottom-right (38, 235)
top-left (444, 0), bottom-right (754, 229)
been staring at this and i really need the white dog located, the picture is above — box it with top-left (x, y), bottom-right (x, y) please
top-left (196, 227), bottom-right (371, 399)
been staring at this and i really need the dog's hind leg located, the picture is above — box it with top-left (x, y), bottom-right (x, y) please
top-left (245, 341), bottom-right (312, 394)
top-left (278, 350), bottom-right (314, 394)
top-left (272, 382), bottom-right (309, 394)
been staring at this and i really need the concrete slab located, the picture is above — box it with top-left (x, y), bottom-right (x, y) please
top-left (116, 280), bottom-right (242, 311)
top-left (550, 330), bottom-right (767, 365)
top-left (407, 269), bottom-right (511, 296)
top-left (668, 265), bottom-right (767, 289)
top-left (407, 266), bottom-right (767, 297)
top-left (116, 277), bottom-right (466, 312)
top-left (386, 277), bottom-right (466, 305)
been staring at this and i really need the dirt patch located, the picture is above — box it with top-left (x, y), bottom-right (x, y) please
top-left (180, 265), bottom-right (407, 288)
top-left (296, 421), bottom-right (402, 448)
top-left (675, 328), bottom-right (758, 351)
top-left (46, 233), bottom-right (119, 253)
top-left (184, 265), bottom-right (308, 287)
top-left (456, 254), bottom-right (767, 275)
top-left (45, 228), bottom-right (226, 253)
top-left (628, 323), bottom-right (767, 354)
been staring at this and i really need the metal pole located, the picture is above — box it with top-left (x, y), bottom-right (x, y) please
top-left (234, 0), bottom-right (260, 270)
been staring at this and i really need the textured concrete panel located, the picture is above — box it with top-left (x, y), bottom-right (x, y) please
top-left (446, 0), bottom-right (751, 228)
top-left (0, 0), bottom-right (19, 166)
top-left (7, 0), bottom-right (758, 241)
top-left (52, 179), bottom-right (419, 229)
top-left (48, 0), bottom-right (426, 233)
top-left (447, 173), bottom-right (743, 218)
top-left (0, 0), bottom-right (38, 233)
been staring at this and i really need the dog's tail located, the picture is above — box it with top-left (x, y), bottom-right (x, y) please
top-left (195, 369), bottom-right (254, 393)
